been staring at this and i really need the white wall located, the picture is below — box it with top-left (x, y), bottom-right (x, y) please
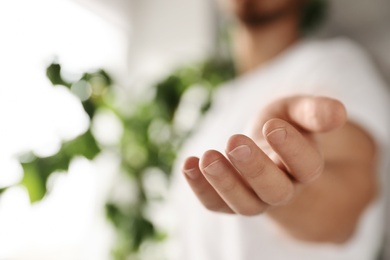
top-left (319, 0), bottom-right (390, 84)
top-left (0, 0), bottom-right (214, 258)
top-left (0, 0), bottom-right (128, 259)
top-left (128, 0), bottom-right (215, 81)
top-left (318, 1), bottom-right (390, 258)
top-left (70, 0), bottom-right (216, 88)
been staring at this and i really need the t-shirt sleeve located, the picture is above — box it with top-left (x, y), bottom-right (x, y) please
top-left (270, 38), bottom-right (390, 258)
top-left (301, 38), bottom-right (390, 152)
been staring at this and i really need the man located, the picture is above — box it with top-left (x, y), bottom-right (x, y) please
top-left (171, 0), bottom-right (390, 259)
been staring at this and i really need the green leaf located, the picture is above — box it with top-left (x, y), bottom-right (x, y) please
top-left (63, 129), bottom-right (101, 160)
top-left (81, 99), bottom-right (97, 119)
top-left (21, 160), bottom-right (49, 202)
top-left (46, 63), bottom-right (71, 88)
top-left (15, 56), bottom-right (236, 259)
top-left (155, 75), bottom-right (184, 120)
top-left (19, 129), bottom-right (100, 202)
top-left (300, 0), bottom-right (328, 34)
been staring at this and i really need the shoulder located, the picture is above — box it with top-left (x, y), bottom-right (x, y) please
top-left (319, 37), bottom-right (368, 58)
top-left (297, 37), bottom-right (387, 92)
top-left (296, 37), bottom-right (374, 70)
top-left (294, 38), bottom-right (390, 149)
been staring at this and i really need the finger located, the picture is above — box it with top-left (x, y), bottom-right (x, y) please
top-left (182, 156), bottom-right (233, 214)
top-left (252, 96), bottom-right (347, 136)
top-left (263, 118), bottom-right (324, 183)
top-left (287, 96), bottom-right (347, 132)
top-left (226, 134), bottom-right (294, 206)
top-left (200, 150), bottom-right (267, 216)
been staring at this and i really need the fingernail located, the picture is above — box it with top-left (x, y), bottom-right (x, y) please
top-left (228, 145), bottom-right (251, 162)
top-left (266, 128), bottom-right (287, 145)
top-left (203, 160), bottom-right (223, 176)
top-left (183, 168), bottom-right (199, 180)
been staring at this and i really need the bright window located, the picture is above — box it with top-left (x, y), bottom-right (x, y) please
top-left (0, 0), bottom-right (127, 259)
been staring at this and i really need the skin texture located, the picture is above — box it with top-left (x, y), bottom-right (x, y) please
top-left (182, 96), bottom-right (377, 243)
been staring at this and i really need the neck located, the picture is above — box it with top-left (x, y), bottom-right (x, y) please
top-left (233, 13), bottom-right (300, 74)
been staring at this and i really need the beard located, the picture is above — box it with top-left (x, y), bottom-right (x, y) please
top-left (235, 1), bottom-right (302, 27)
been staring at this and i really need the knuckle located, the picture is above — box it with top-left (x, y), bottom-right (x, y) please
top-left (218, 178), bottom-right (237, 193)
top-left (299, 160), bottom-right (324, 183)
top-left (289, 138), bottom-right (305, 158)
top-left (215, 176), bottom-right (238, 193)
top-left (244, 162), bottom-right (267, 179)
top-left (267, 183), bottom-right (294, 206)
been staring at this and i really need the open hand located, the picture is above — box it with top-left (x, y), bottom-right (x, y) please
top-left (182, 96), bottom-right (347, 216)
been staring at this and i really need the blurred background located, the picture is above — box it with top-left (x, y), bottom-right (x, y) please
top-left (0, 0), bottom-right (389, 259)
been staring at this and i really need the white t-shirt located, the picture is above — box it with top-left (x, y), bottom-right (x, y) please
top-left (169, 37), bottom-right (390, 260)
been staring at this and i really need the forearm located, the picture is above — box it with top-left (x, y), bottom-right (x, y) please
top-left (264, 121), bottom-right (379, 244)
top-left (182, 98), bottom-right (378, 245)
top-left (267, 161), bottom-right (377, 244)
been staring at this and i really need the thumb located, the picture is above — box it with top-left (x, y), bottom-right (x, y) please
top-left (250, 96), bottom-right (347, 140)
top-left (251, 96), bottom-right (347, 136)
top-left (285, 96), bottom-right (347, 132)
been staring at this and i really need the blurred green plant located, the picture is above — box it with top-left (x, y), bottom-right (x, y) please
top-left (9, 58), bottom-right (234, 259)
top-left (3, 5), bottom-right (325, 257)
top-left (300, 0), bottom-right (328, 34)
